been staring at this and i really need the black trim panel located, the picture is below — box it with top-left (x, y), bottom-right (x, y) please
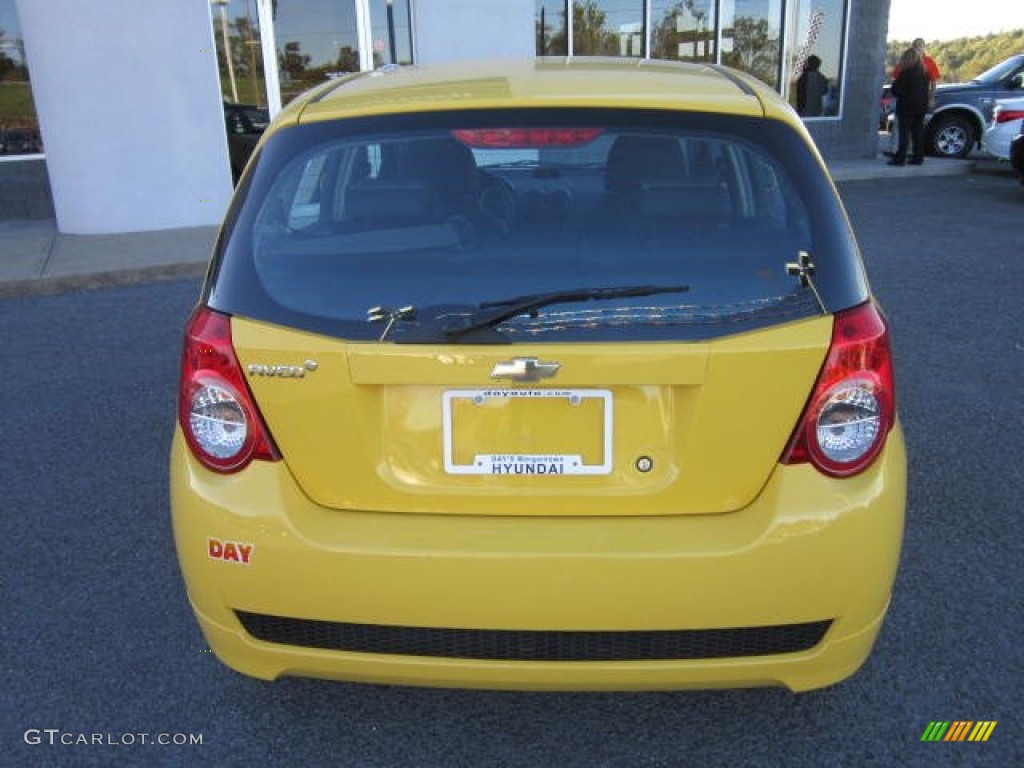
top-left (236, 611), bottom-right (833, 661)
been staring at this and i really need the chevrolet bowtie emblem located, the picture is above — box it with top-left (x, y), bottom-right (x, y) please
top-left (490, 357), bottom-right (561, 382)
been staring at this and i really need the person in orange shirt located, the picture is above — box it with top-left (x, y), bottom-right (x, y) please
top-left (910, 38), bottom-right (941, 104)
top-left (887, 38), bottom-right (941, 156)
top-left (888, 47), bottom-right (931, 165)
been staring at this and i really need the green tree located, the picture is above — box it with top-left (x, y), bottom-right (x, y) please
top-left (886, 29), bottom-right (1024, 83)
top-left (335, 46), bottom-right (359, 73)
top-left (723, 16), bottom-right (779, 86)
top-left (281, 41), bottom-right (311, 80)
top-left (536, 5), bottom-right (568, 55)
top-left (0, 27), bottom-right (27, 82)
top-left (651, 1), bottom-right (713, 61)
top-left (551, 0), bottom-right (618, 56)
top-left (0, 48), bottom-right (13, 83)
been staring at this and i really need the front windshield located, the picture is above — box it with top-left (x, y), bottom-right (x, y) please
top-left (973, 56), bottom-right (1023, 84)
top-left (211, 110), bottom-right (860, 343)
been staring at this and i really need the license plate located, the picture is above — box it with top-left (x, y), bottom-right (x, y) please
top-left (442, 389), bottom-right (613, 475)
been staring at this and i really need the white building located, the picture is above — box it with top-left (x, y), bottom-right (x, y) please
top-left (0, 0), bottom-right (890, 234)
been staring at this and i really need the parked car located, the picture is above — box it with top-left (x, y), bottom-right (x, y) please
top-left (1010, 124), bottom-right (1024, 185)
top-left (925, 53), bottom-right (1024, 158)
top-left (983, 96), bottom-right (1024, 160)
top-left (173, 58), bottom-right (905, 692)
top-left (223, 101), bottom-right (270, 183)
top-left (0, 126), bottom-right (43, 155)
top-left (879, 83), bottom-right (894, 130)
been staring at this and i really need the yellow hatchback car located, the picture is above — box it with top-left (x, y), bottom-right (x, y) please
top-left (172, 58), bottom-right (905, 692)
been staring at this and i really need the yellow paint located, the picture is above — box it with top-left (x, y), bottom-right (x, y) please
top-left (171, 419), bottom-right (905, 690)
top-left (170, 58), bottom-right (903, 690)
top-left (297, 58), bottom-right (781, 123)
top-left (231, 315), bottom-right (831, 515)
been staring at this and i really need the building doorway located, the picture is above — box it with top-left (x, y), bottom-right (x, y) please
top-left (210, 0), bottom-right (414, 181)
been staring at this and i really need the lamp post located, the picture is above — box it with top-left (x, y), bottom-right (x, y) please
top-left (386, 0), bottom-right (397, 65)
top-left (211, 0), bottom-right (239, 103)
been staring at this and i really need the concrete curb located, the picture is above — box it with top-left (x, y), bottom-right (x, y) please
top-left (0, 223), bottom-right (217, 300)
top-left (0, 261), bottom-right (209, 300)
top-left (830, 158), bottom-right (975, 182)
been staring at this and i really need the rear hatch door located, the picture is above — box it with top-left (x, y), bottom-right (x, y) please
top-left (233, 315), bottom-right (830, 516)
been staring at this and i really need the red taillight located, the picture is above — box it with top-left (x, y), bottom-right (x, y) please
top-left (782, 302), bottom-right (895, 478)
top-left (995, 108), bottom-right (1024, 124)
top-left (177, 307), bottom-right (279, 473)
top-left (452, 127), bottom-right (604, 148)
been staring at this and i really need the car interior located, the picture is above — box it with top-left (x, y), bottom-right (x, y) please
top-left (248, 128), bottom-right (818, 337)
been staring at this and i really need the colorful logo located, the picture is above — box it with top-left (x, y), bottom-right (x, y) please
top-left (921, 721), bottom-right (997, 742)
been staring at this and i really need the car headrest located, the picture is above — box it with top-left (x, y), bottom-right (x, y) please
top-left (606, 135), bottom-right (686, 194)
top-left (397, 138), bottom-right (480, 205)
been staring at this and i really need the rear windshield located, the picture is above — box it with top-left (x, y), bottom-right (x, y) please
top-left (209, 108), bottom-right (866, 342)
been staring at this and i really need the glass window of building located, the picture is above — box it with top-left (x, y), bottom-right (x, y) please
top-left (573, 1), bottom-right (644, 57)
top-left (536, 1), bottom-right (568, 55)
top-left (720, 0), bottom-right (783, 89)
top-left (274, 0), bottom-right (362, 104)
top-left (369, 0), bottom-right (414, 66)
top-left (0, 0), bottom-right (42, 156)
top-left (211, 0), bottom-right (269, 108)
top-left (650, 1), bottom-right (716, 62)
top-left (788, 0), bottom-right (847, 118)
top-left (211, 0), bottom-right (271, 183)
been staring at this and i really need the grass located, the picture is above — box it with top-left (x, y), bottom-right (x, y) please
top-left (0, 80), bottom-right (38, 124)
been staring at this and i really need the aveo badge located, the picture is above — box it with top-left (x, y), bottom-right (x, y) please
top-left (207, 537), bottom-right (254, 565)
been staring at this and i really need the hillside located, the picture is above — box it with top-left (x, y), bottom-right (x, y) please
top-left (886, 29), bottom-right (1023, 82)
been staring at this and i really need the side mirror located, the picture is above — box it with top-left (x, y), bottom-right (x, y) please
top-left (1011, 73), bottom-right (1023, 90)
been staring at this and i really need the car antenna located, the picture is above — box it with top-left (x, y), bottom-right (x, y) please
top-left (786, 251), bottom-right (826, 314)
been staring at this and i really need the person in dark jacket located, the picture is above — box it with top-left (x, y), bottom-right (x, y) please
top-left (796, 55), bottom-right (829, 117)
top-left (888, 47), bottom-right (930, 165)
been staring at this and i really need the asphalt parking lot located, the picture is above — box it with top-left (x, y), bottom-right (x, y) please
top-left (2, 167), bottom-right (1021, 767)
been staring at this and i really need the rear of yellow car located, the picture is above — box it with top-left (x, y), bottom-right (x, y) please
top-left (171, 59), bottom-right (905, 691)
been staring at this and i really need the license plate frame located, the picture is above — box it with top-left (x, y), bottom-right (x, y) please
top-left (442, 388), bottom-right (613, 476)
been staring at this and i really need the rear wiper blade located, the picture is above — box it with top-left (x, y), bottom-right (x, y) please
top-left (439, 284), bottom-right (690, 337)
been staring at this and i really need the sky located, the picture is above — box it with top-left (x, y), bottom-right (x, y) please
top-left (887, 0), bottom-right (1022, 41)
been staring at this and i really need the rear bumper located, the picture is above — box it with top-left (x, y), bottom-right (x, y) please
top-left (170, 424), bottom-right (906, 692)
top-left (190, 597), bottom-right (889, 692)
